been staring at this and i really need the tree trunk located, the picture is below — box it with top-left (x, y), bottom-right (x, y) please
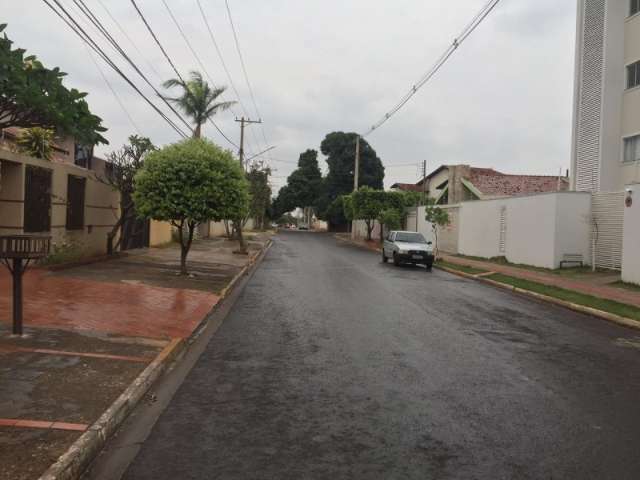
top-left (365, 220), bottom-right (373, 241)
top-left (193, 123), bottom-right (202, 139)
top-left (234, 219), bottom-right (248, 255)
top-left (176, 220), bottom-right (196, 275)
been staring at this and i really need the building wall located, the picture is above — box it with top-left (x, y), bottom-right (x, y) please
top-left (150, 221), bottom-right (173, 246)
top-left (0, 150), bottom-right (119, 256)
top-left (458, 193), bottom-right (592, 269)
top-left (622, 184), bottom-right (640, 283)
top-left (572, 0), bottom-right (640, 192)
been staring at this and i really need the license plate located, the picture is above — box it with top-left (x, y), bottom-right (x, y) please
top-left (412, 254), bottom-right (423, 259)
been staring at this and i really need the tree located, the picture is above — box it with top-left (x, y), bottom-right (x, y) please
top-left (99, 135), bottom-right (156, 254)
top-left (17, 127), bottom-right (54, 160)
top-left (350, 187), bottom-right (386, 241)
top-left (320, 132), bottom-right (385, 211)
top-left (247, 163), bottom-right (272, 230)
top-left (134, 139), bottom-right (249, 275)
top-left (378, 208), bottom-right (402, 233)
top-left (0, 24), bottom-right (107, 145)
top-left (425, 203), bottom-right (450, 257)
top-left (163, 71), bottom-right (235, 138)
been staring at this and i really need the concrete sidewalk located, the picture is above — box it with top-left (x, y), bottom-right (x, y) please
top-left (441, 254), bottom-right (640, 308)
top-left (0, 234), bottom-right (271, 480)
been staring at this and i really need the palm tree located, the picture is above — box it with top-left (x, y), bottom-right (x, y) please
top-left (163, 71), bottom-right (236, 138)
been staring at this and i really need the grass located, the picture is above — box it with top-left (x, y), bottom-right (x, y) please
top-left (436, 260), bottom-right (489, 276)
top-left (611, 280), bottom-right (640, 293)
top-left (487, 273), bottom-right (640, 322)
top-left (453, 254), bottom-right (605, 278)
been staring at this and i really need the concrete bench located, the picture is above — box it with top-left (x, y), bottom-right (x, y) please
top-left (560, 254), bottom-right (584, 268)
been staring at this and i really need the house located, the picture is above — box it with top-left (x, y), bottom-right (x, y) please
top-left (392, 164), bottom-right (569, 205)
top-left (0, 128), bottom-right (172, 257)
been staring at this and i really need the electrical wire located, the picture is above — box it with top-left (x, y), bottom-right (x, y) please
top-left (197, 0), bottom-right (261, 155)
top-left (361, 0), bottom-right (502, 137)
top-left (158, 0), bottom-right (241, 150)
top-left (69, 0), bottom-right (194, 134)
top-left (224, 0), bottom-right (273, 161)
top-left (42, 0), bottom-right (190, 138)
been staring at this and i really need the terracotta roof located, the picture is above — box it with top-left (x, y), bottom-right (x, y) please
top-left (468, 167), bottom-right (569, 197)
top-left (391, 183), bottom-right (423, 192)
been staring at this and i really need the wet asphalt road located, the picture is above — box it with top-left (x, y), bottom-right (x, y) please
top-left (123, 232), bottom-right (640, 480)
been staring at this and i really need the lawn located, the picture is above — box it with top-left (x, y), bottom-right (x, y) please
top-left (488, 273), bottom-right (640, 322)
top-left (436, 260), bottom-right (489, 276)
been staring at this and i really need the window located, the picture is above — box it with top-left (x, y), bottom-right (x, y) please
top-left (628, 61), bottom-right (640, 89)
top-left (624, 135), bottom-right (640, 163)
top-left (631, 0), bottom-right (640, 16)
top-left (66, 175), bottom-right (86, 230)
top-left (395, 232), bottom-right (427, 244)
top-left (74, 143), bottom-right (93, 169)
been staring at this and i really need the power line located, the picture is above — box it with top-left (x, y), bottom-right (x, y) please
top-left (361, 0), bottom-right (503, 137)
top-left (224, 0), bottom-right (273, 161)
top-left (95, 0), bottom-right (164, 83)
top-left (85, 44), bottom-right (142, 135)
top-left (42, 0), bottom-right (190, 138)
top-left (197, 0), bottom-right (261, 155)
top-left (69, 0), bottom-right (194, 134)
top-left (158, 0), bottom-right (241, 149)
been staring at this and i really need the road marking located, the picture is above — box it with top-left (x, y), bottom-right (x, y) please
top-left (0, 345), bottom-right (152, 363)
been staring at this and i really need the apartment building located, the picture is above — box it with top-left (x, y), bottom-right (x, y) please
top-left (571, 0), bottom-right (640, 192)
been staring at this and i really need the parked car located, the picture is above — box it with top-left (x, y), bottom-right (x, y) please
top-left (298, 223), bottom-right (309, 230)
top-left (382, 231), bottom-right (434, 271)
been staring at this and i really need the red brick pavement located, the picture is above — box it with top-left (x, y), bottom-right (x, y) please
top-left (0, 269), bottom-right (219, 339)
top-left (441, 254), bottom-right (640, 308)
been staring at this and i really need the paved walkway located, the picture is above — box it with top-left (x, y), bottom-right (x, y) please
top-left (441, 254), bottom-right (640, 308)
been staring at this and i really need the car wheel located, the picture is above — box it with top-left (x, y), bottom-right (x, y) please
top-left (393, 252), bottom-right (400, 266)
top-left (382, 250), bottom-right (388, 263)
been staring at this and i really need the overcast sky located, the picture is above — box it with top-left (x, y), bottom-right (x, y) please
top-left (4, 0), bottom-right (577, 191)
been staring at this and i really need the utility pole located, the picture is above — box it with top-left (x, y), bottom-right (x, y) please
top-left (234, 117), bottom-right (261, 254)
top-left (351, 135), bottom-right (361, 239)
top-left (417, 160), bottom-right (427, 231)
top-left (235, 117), bottom-right (262, 170)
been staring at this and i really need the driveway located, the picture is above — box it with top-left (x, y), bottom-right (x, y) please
top-left (119, 231), bottom-right (640, 479)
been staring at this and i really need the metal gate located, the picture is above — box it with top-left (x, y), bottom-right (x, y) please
top-left (120, 192), bottom-right (149, 250)
top-left (23, 165), bottom-right (52, 233)
top-left (591, 191), bottom-right (625, 270)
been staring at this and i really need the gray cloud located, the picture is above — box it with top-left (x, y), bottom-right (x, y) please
top-left (4, 0), bottom-right (577, 189)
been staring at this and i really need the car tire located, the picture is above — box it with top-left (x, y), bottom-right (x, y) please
top-left (382, 250), bottom-right (388, 263)
top-left (393, 252), bottom-right (400, 267)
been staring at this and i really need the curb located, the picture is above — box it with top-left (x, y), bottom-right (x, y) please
top-left (335, 236), bottom-right (640, 332)
top-left (435, 265), bottom-right (640, 332)
top-left (38, 239), bottom-right (274, 480)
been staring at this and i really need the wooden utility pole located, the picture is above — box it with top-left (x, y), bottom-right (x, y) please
top-left (234, 117), bottom-right (261, 254)
top-left (351, 135), bottom-right (361, 239)
top-left (235, 117), bottom-right (262, 169)
top-left (417, 160), bottom-right (427, 231)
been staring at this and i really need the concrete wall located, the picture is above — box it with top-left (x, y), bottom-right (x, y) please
top-left (458, 192), bottom-right (592, 269)
top-left (150, 221), bottom-right (173, 246)
top-left (622, 184), bottom-right (640, 284)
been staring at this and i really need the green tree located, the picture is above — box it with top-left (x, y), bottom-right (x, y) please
top-left (134, 138), bottom-right (249, 275)
top-left (246, 163), bottom-right (272, 230)
top-left (320, 132), bottom-right (385, 210)
top-left (378, 208), bottom-right (402, 233)
top-left (350, 187), bottom-right (387, 241)
top-left (16, 127), bottom-right (54, 160)
top-left (425, 203), bottom-right (450, 257)
top-left (163, 71), bottom-right (235, 138)
top-left (100, 135), bottom-right (156, 254)
top-left (0, 24), bottom-right (107, 144)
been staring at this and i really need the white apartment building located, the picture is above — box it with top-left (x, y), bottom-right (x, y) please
top-left (572, 0), bottom-right (640, 192)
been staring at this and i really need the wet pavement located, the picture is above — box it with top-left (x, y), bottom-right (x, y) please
top-left (119, 232), bottom-right (640, 479)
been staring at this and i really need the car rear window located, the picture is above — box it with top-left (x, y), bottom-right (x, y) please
top-left (395, 232), bottom-right (426, 243)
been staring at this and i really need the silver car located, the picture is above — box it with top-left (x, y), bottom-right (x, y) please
top-left (382, 231), bottom-right (434, 271)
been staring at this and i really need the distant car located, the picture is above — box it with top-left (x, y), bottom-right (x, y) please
top-left (298, 223), bottom-right (309, 230)
top-left (382, 231), bottom-right (434, 271)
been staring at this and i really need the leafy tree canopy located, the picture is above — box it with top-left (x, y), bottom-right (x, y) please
top-left (133, 138), bottom-right (249, 274)
top-left (0, 24), bottom-right (107, 145)
top-left (247, 163), bottom-right (272, 230)
top-left (320, 132), bottom-right (384, 201)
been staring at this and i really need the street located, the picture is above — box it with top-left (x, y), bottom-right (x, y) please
top-left (121, 232), bottom-right (640, 479)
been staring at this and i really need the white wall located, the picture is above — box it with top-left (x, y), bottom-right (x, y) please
top-left (457, 192), bottom-right (592, 269)
top-left (622, 184), bottom-right (640, 284)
